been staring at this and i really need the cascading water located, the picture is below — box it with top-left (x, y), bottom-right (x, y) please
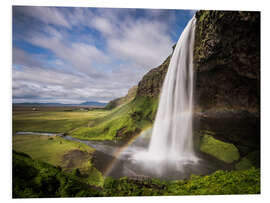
top-left (129, 16), bottom-right (198, 175)
top-left (105, 16), bottom-right (228, 179)
top-left (147, 16), bottom-right (197, 162)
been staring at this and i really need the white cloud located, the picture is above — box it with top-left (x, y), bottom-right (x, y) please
top-left (21, 7), bottom-right (71, 28)
top-left (26, 28), bottom-right (109, 78)
top-left (83, 9), bottom-right (174, 69)
top-left (12, 61), bottom-right (138, 103)
top-left (107, 19), bottom-right (173, 69)
top-left (90, 17), bottom-right (114, 36)
top-left (12, 7), bottom-right (186, 104)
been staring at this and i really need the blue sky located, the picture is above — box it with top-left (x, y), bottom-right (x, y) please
top-left (12, 6), bottom-right (195, 104)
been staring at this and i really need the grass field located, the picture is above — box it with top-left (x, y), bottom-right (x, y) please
top-left (12, 106), bottom-right (110, 134)
top-left (12, 104), bottom-right (140, 186)
top-left (13, 134), bottom-right (93, 168)
top-left (12, 100), bottom-right (154, 186)
top-left (13, 134), bottom-right (104, 186)
top-left (12, 99), bottom-right (154, 141)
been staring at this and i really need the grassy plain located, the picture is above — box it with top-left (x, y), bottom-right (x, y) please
top-left (12, 98), bottom-right (155, 141)
top-left (13, 134), bottom-right (103, 186)
top-left (12, 106), bottom-right (110, 134)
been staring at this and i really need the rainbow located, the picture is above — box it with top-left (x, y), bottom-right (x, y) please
top-left (103, 126), bottom-right (152, 177)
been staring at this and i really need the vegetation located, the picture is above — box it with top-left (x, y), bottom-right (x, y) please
top-left (70, 96), bottom-right (158, 140)
top-left (13, 96), bottom-right (157, 141)
top-left (13, 150), bottom-right (102, 198)
top-left (199, 134), bottom-right (240, 164)
top-left (13, 134), bottom-right (92, 169)
top-left (103, 168), bottom-right (260, 196)
top-left (105, 85), bottom-right (137, 110)
top-left (13, 134), bottom-right (104, 186)
top-left (12, 109), bottom-right (109, 133)
top-left (13, 150), bottom-right (260, 198)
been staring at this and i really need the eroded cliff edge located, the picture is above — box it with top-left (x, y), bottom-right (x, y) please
top-left (136, 10), bottom-right (260, 113)
top-left (133, 10), bottom-right (260, 166)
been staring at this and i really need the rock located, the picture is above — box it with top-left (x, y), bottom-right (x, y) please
top-left (235, 157), bottom-right (253, 170)
top-left (199, 134), bottom-right (240, 163)
top-left (194, 10), bottom-right (260, 112)
top-left (235, 150), bottom-right (260, 170)
top-left (193, 10), bottom-right (260, 161)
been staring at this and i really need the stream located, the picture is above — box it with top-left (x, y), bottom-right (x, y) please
top-left (15, 131), bottom-right (232, 180)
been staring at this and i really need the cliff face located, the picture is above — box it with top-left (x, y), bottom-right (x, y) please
top-left (133, 11), bottom-right (260, 162)
top-left (136, 11), bottom-right (260, 114)
top-left (194, 11), bottom-right (260, 113)
top-left (136, 55), bottom-right (171, 98)
top-left (192, 11), bottom-right (260, 157)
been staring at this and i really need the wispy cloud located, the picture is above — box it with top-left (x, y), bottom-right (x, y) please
top-left (12, 6), bottom-right (194, 103)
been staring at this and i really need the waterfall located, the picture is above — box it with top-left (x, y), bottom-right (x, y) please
top-left (129, 16), bottom-right (198, 176)
top-left (148, 16), bottom-right (197, 162)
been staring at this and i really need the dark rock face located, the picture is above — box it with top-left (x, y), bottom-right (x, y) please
top-left (193, 11), bottom-right (260, 162)
top-left (194, 11), bottom-right (260, 113)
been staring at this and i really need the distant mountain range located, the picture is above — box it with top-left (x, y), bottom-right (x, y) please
top-left (13, 101), bottom-right (107, 107)
top-left (79, 101), bottom-right (107, 106)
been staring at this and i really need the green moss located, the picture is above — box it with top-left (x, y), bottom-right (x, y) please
top-left (198, 10), bottom-right (210, 23)
top-left (236, 157), bottom-right (253, 170)
top-left (131, 96), bottom-right (158, 122)
top-left (200, 134), bottom-right (240, 163)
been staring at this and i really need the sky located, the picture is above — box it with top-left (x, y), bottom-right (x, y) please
top-left (12, 6), bottom-right (195, 104)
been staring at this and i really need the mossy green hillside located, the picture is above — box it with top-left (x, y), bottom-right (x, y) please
top-left (70, 96), bottom-right (158, 141)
